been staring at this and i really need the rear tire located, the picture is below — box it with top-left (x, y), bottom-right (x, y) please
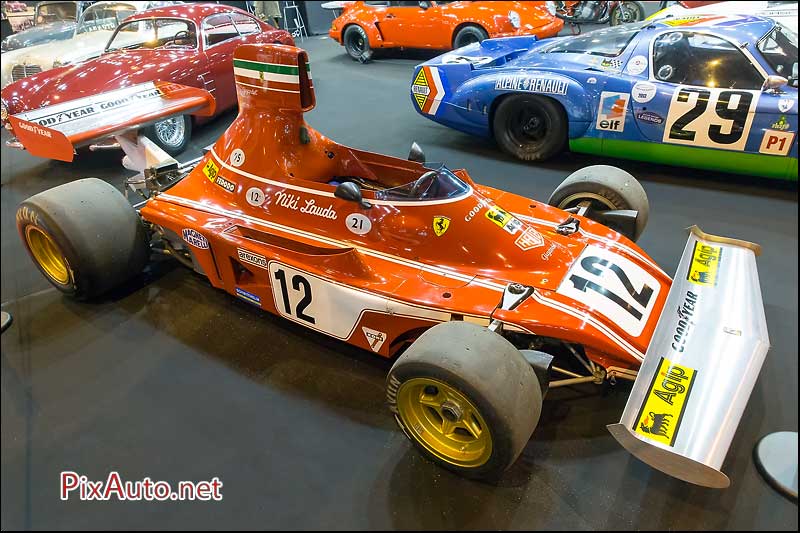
top-left (343, 24), bottom-right (372, 62)
top-left (143, 114), bottom-right (191, 156)
top-left (16, 178), bottom-right (150, 300)
top-left (610, 1), bottom-right (646, 25)
top-left (548, 165), bottom-right (649, 241)
top-left (493, 94), bottom-right (567, 161)
top-left (453, 24), bottom-right (488, 49)
top-left (387, 321), bottom-right (542, 480)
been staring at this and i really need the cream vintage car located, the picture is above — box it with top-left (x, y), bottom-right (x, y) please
top-left (1, 1), bottom-right (178, 87)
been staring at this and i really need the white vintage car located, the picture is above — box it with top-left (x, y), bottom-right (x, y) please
top-left (649, 1), bottom-right (798, 35)
top-left (1, 1), bottom-right (178, 87)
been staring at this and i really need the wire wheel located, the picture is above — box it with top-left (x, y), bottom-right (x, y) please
top-left (153, 116), bottom-right (186, 148)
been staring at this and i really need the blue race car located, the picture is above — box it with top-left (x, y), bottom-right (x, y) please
top-left (410, 16), bottom-right (798, 181)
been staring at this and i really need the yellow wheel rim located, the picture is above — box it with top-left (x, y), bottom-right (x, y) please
top-left (25, 226), bottom-right (70, 285)
top-left (396, 377), bottom-right (492, 468)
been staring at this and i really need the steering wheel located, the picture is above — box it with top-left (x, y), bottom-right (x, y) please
top-left (166, 30), bottom-right (193, 47)
top-left (409, 170), bottom-right (438, 198)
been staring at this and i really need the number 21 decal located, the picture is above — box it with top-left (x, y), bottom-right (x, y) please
top-left (557, 245), bottom-right (661, 337)
top-left (663, 87), bottom-right (758, 152)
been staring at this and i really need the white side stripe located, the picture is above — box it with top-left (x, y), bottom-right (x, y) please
top-left (235, 81), bottom-right (300, 94)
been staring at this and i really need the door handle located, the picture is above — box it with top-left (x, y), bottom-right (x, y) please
top-left (386, 13), bottom-right (396, 18)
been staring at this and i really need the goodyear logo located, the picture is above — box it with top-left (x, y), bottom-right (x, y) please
top-left (634, 357), bottom-right (697, 447)
top-left (412, 68), bottom-right (431, 110)
top-left (687, 241), bottom-right (722, 287)
top-left (203, 160), bottom-right (220, 183)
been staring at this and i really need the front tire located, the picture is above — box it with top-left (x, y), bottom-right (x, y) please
top-left (387, 321), bottom-right (542, 480)
top-left (453, 24), bottom-right (488, 49)
top-left (16, 178), bottom-right (150, 300)
top-left (548, 165), bottom-right (649, 241)
top-left (343, 24), bottom-right (372, 62)
top-left (493, 94), bottom-right (567, 161)
top-left (143, 114), bottom-right (191, 156)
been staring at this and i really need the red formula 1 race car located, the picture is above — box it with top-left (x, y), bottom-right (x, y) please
top-left (12, 43), bottom-right (769, 487)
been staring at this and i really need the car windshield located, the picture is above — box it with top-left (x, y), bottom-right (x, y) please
top-left (374, 165), bottom-right (469, 202)
top-left (107, 18), bottom-right (197, 50)
top-left (76, 2), bottom-right (136, 34)
top-left (758, 23), bottom-right (798, 79)
top-left (544, 21), bottom-right (647, 57)
top-left (36, 2), bottom-right (78, 25)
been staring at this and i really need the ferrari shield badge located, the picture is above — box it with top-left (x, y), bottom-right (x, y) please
top-left (433, 216), bottom-right (450, 237)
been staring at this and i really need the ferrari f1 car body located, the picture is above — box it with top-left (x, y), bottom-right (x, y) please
top-left (15, 43), bottom-right (769, 486)
top-left (411, 15), bottom-right (798, 180)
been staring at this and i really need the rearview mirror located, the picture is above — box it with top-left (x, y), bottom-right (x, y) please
top-left (408, 141), bottom-right (425, 164)
top-left (418, 1), bottom-right (431, 9)
top-left (334, 181), bottom-right (372, 209)
top-left (762, 75), bottom-right (788, 93)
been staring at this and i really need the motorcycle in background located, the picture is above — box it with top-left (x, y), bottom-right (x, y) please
top-left (554, 1), bottom-right (647, 34)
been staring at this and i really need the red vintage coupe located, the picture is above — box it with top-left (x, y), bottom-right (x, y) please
top-left (1, 3), bottom-right (293, 155)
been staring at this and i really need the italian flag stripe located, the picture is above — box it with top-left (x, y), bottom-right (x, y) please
top-left (233, 58), bottom-right (311, 75)
top-left (233, 67), bottom-right (300, 84)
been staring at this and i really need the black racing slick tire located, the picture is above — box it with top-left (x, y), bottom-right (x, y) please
top-left (343, 24), bottom-right (372, 62)
top-left (387, 321), bottom-right (542, 480)
top-left (548, 165), bottom-right (650, 241)
top-left (453, 24), bottom-right (489, 49)
top-left (143, 114), bottom-right (192, 156)
top-left (493, 94), bottom-right (567, 162)
top-left (16, 178), bottom-right (150, 300)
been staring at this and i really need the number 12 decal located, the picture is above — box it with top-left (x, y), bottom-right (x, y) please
top-left (557, 245), bottom-right (661, 337)
top-left (663, 87), bottom-right (758, 152)
top-left (273, 268), bottom-right (315, 324)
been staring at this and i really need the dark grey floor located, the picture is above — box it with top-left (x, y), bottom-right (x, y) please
top-left (2, 34), bottom-right (798, 530)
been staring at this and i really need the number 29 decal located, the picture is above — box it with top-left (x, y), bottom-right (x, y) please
top-left (663, 87), bottom-right (759, 152)
top-left (557, 245), bottom-right (661, 337)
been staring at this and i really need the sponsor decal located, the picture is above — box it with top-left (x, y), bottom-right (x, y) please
top-left (634, 357), bottom-right (697, 447)
top-left (485, 206), bottom-right (522, 235)
top-left (230, 148), bottom-right (245, 167)
top-left (596, 92), bottom-right (629, 132)
top-left (493, 76), bottom-right (568, 96)
top-left (586, 76), bottom-right (597, 85)
top-left (441, 54), bottom-right (493, 66)
top-left (346, 213), bottom-right (372, 235)
top-left (433, 216), bottom-right (451, 237)
top-left (661, 15), bottom-right (725, 27)
top-left (464, 199), bottom-right (490, 222)
top-left (237, 248), bottom-right (268, 269)
top-left (541, 242), bottom-right (557, 260)
top-left (636, 110), bottom-right (664, 125)
top-left (514, 227), bottom-right (544, 251)
top-left (771, 115), bottom-right (790, 131)
top-left (687, 241), bottom-right (721, 287)
top-left (213, 174), bottom-right (237, 193)
top-left (245, 187), bottom-right (266, 207)
top-left (412, 66), bottom-right (444, 115)
top-left (626, 55), bottom-right (648, 75)
top-left (235, 287), bottom-right (261, 306)
top-left (203, 160), bottom-right (220, 182)
top-left (362, 327), bottom-right (387, 352)
top-left (600, 58), bottom-right (623, 71)
top-left (16, 120), bottom-right (52, 138)
top-left (33, 85), bottom-right (163, 127)
top-left (182, 228), bottom-right (209, 249)
top-left (778, 98), bottom-right (794, 113)
top-left (759, 129), bottom-right (795, 156)
top-left (274, 191), bottom-right (337, 220)
top-left (671, 290), bottom-right (698, 353)
top-left (631, 81), bottom-right (657, 103)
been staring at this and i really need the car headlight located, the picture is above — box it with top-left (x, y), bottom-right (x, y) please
top-left (508, 10), bottom-right (521, 29)
top-left (545, 1), bottom-right (556, 16)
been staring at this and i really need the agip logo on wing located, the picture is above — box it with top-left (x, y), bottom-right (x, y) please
top-left (412, 66), bottom-right (445, 116)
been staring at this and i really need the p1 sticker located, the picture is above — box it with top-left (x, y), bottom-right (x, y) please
top-left (485, 206), bottom-right (522, 235)
top-left (626, 55), bottom-right (648, 76)
top-left (182, 228), bottom-right (208, 249)
top-left (230, 148), bottom-right (245, 167)
top-left (245, 187), bottom-right (266, 207)
top-left (346, 213), bottom-right (372, 235)
top-left (596, 92), bottom-right (629, 132)
top-left (411, 66), bottom-right (444, 115)
top-left (759, 130), bottom-right (795, 156)
top-left (633, 357), bottom-right (697, 447)
top-left (687, 241), bottom-right (721, 287)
